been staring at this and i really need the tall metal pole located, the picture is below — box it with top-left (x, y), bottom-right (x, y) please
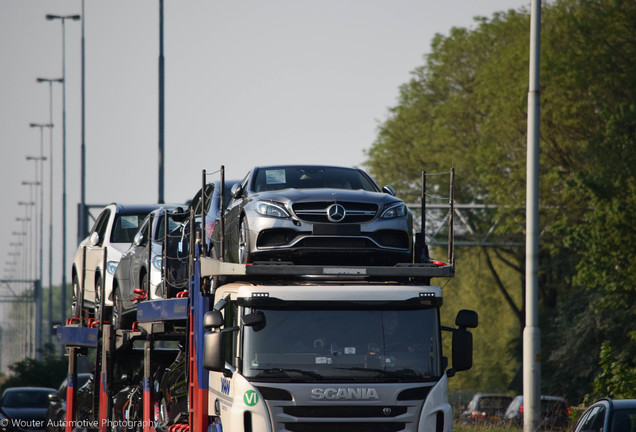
top-left (61, 18), bottom-right (68, 326)
top-left (79, 0), bottom-right (87, 243)
top-left (47, 13), bottom-right (80, 324)
top-left (28, 124), bottom-right (51, 357)
top-left (36, 77), bottom-right (61, 346)
top-left (524, 1), bottom-right (542, 431)
top-left (158, 0), bottom-right (165, 204)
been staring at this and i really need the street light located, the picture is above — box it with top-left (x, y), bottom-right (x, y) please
top-left (35, 78), bottom-right (60, 345)
top-left (29, 123), bottom-right (52, 347)
top-left (46, 13), bottom-right (80, 321)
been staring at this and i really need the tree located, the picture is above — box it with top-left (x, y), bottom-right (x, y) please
top-left (0, 344), bottom-right (67, 392)
top-left (366, 0), bottom-right (636, 401)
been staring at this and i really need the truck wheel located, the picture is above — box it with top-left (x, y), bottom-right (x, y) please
top-left (238, 218), bottom-right (252, 264)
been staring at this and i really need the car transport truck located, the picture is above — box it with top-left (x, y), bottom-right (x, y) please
top-left (56, 168), bottom-right (477, 432)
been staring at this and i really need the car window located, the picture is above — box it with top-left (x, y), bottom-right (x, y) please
top-left (111, 214), bottom-right (147, 243)
top-left (576, 405), bottom-right (605, 432)
top-left (192, 184), bottom-right (214, 215)
top-left (135, 218), bottom-right (150, 245)
top-left (90, 209), bottom-right (111, 245)
top-left (155, 214), bottom-right (183, 241)
top-left (2, 389), bottom-right (53, 408)
top-left (253, 166), bottom-right (378, 192)
top-left (478, 396), bottom-right (513, 411)
top-left (612, 410), bottom-right (636, 432)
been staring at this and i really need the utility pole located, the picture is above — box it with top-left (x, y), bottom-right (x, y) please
top-left (524, 1), bottom-right (542, 431)
top-left (158, 0), bottom-right (165, 204)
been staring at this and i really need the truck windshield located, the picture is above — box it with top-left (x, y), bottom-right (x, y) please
top-left (242, 308), bottom-right (441, 382)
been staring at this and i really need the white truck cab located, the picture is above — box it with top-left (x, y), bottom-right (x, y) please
top-left (203, 277), bottom-right (476, 432)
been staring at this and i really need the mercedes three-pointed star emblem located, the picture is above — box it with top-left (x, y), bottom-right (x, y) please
top-left (327, 203), bottom-right (346, 222)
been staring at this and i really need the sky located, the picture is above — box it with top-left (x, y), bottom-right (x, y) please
top-left (0, 0), bottom-right (530, 341)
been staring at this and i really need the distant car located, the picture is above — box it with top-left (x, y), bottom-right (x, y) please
top-left (0, 387), bottom-right (57, 432)
top-left (45, 374), bottom-right (92, 432)
top-left (461, 393), bottom-right (513, 424)
top-left (71, 203), bottom-right (161, 320)
top-left (502, 395), bottom-right (570, 430)
top-left (112, 205), bottom-right (187, 329)
top-left (573, 398), bottom-right (636, 432)
top-left (218, 165), bottom-right (413, 265)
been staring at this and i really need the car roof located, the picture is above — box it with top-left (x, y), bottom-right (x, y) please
top-left (111, 203), bottom-right (163, 215)
top-left (2, 386), bottom-right (56, 393)
top-left (609, 399), bottom-right (636, 409)
top-left (253, 164), bottom-right (360, 171)
top-left (512, 395), bottom-right (568, 402)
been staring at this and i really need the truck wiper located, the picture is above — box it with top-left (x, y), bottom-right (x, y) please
top-left (253, 368), bottom-right (323, 381)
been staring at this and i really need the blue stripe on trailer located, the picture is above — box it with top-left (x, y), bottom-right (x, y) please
top-left (192, 245), bottom-right (210, 391)
top-left (56, 326), bottom-right (98, 347)
top-left (136, 297), bottom-right (189, 322)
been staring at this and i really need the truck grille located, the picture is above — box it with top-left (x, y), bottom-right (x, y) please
top-left (259, 385), bottom-right (433, 432)
top-left (292, 202), bottom-right (378, 223)
top-left (285, 423), bottom-right (405, 432)
top-left (283, 406), bottom-right (408, 418)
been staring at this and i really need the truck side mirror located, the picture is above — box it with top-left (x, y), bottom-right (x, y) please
top-left (451, 328), bottom-right (473, 372)
top-left (203, 331), bottom-right (225, 371)
top-left (456, 309), bottom-right (478, 329)
top-left (204, 310), bottom-right (223, 329)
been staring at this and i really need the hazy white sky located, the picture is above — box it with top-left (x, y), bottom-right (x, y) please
top-left (0, 0), bottom-right (530, 291)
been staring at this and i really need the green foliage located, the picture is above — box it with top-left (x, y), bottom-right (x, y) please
top-left (589, 341), bottom-right (636, 401)
top-left (366, 0), bottom-right (636, 402)
top-left (0, 344), bottom-right (67, 392)
top-left (443, 250), bottom-right (522, 394)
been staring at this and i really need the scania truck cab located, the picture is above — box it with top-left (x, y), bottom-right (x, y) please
top-left (202, 272), bottom-right (477, 432)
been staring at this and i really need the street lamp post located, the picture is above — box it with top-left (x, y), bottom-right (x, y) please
top-left (36, 78), bottom-right (61, 342)
top-left (46, 13), bottom-right (80, 322)
top-left (11, 233), bottom-right (26, 281)
top-left (29, 124), bottom-right (51, 345)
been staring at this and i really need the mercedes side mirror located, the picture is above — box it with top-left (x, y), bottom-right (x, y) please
top-left (382, 185), bottom-right (396, 196)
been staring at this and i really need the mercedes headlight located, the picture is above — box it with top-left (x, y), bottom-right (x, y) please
top-left (254, 201), bottom-right (290, 218)
top-left (380, 202), bottom-right (407, 219)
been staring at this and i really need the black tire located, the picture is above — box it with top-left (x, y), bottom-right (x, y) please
top-left (238, 218), bottom-right (252, 264)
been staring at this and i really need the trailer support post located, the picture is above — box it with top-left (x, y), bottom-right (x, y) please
top-left (65, 347), bottom-right (78, 432)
